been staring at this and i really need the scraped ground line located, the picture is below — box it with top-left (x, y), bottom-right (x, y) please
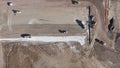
top-left (0, 36), bottom-right (86, 46)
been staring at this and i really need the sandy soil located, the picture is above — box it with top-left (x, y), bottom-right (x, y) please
top-left (0, 0), bottom-right (90, 37)
top-left (0, 0), bottom-right (120, 68)
top-left (0, 24), bottom-right (86, 38)
top-left (0, 41), bottom-right (120, 68)
top-left (109, 0), bottom-right (120, 32)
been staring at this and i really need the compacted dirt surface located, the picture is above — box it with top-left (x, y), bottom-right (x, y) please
top-left (0, 0), bottom-right (120, 68)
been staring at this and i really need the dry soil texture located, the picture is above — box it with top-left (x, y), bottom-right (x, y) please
top-left (0, 41), bottom-right (119, 68)
top-left (109, 0), bottom-right (120, 32)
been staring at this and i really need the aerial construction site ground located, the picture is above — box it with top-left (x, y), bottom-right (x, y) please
top-left (0, 0), bottom-right (120, 68)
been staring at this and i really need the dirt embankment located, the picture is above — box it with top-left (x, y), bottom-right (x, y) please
top-left (0, 41), bottom-right (119, 68)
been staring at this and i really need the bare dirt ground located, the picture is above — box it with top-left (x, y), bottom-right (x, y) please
top-left (109, 0), bottom-right (120, 32)
top-left (108, 0), bottom-right (120, 49)
top-left (0, 24), bottom-right (86, 38)
top-left (0, 41), bottom-right (120, 68)
top-left (0, 0), bottom-right (120, 68)
top-left (0, 0), bottom-right (90, 37)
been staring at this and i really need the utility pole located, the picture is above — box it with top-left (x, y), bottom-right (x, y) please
top-left (88, 6), bottom-right (92, 44)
